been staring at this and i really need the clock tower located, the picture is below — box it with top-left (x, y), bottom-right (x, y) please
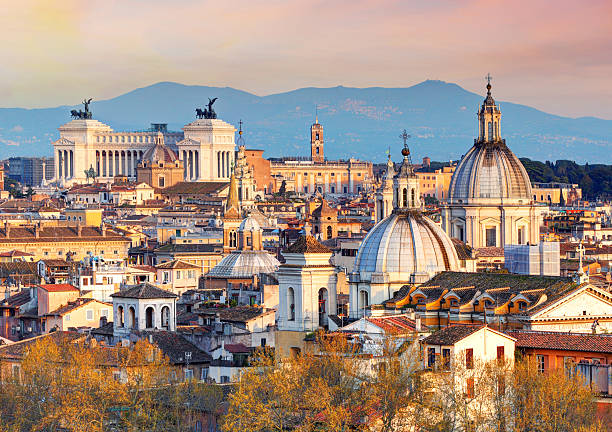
top-left (310, 115), bottom-right (324, 163)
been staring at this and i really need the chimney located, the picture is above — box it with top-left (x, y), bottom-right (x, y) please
top-left (415, 315), bottom-right (422, 332)
top-left (77, 223), bottom-right (82, 236)
top-left (4, 286), bottom-right (9, 300)
top-left (34, 223), bottom-right (40, 239)
top-left (101, 223), bottom-right (106, 237)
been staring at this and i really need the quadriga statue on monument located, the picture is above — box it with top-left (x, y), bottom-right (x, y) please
top-left (70, 98), bottom-right (93, 119)
top-left (195, 97), bottom-right (218, 119)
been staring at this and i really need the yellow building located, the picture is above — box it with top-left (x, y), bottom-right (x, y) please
top-left (64, 207), bottom-right (103, 226)
top-left (532, 182), bottom-right (582, 205)
top-left (417, 165), bottom-right (455, 201)
top-left (268, 118), bottom-right (373, 195)
top-left (44, 297), bottom-right (112, 333)
top-left (0, 224), bottom-right (131, 261)
top-left (156, 259), bottom-right (203, 296)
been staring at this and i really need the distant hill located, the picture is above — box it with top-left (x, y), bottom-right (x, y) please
top-left (0, 80), bottom-right (611, 163)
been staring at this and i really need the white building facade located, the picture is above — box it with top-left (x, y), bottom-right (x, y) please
top-left (277, 236), bottom-right (338, 332)
top-left (52, 111), bottom-right (236, 186)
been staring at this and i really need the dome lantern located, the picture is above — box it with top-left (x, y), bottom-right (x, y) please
top-left (393, 130), bottom-right (421, 211)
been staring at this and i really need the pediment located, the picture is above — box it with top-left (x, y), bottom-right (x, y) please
top-left (532, 285), bottom-right (612, 319)
top-left (176, 138), bottom-right (201, 147)
top-left (54, 137), bottom-right (75, 146)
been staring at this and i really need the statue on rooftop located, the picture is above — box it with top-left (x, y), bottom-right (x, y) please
top-left (69, 98), bottom-right (93, 119)
top-left (195, 97), bottom-right (218, 119)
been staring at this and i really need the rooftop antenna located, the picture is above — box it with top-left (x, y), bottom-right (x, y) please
top-left (315, 105), bottom-right (319, 123)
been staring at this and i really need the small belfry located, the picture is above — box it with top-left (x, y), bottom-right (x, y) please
top-left (233, 120), bottom-right (257, 208)
top-left (478, 73), bottom-right (502, 143)
top-left (310, 110), bottom-right (324, 162)
top-left (393, 129), bottom-right (421, 211)
top-left (374, 151), bottom-right (395, 222)
top-left (223, 166), bottom-right (242, 253)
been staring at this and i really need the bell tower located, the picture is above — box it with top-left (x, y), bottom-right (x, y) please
top-left (310, 113), bottom-right (324, 163)
top-left (375, 153), bottom-right (395, 222)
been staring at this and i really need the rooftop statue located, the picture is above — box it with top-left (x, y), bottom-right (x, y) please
top-left (195, 97), bottom-right (218, 119)
top-left (70, 98), bottom-right (93, 120)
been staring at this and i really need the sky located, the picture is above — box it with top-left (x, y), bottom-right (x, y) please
top-left (0, 0), bottom-right (611, 119)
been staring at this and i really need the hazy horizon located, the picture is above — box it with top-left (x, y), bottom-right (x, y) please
top-left (1, 0), bottom-right (611, 119)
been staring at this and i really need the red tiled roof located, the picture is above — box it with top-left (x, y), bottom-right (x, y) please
top-left (367, 315), bottom-right (416, 334)
top-left (224, 343), bottom-right (251, 354)
top-left (475, 247), bottom-right (505, 257)
top-left (131, 265), bottom-right (157, 273)
top-left (506, 330), bottom-right (612, 354)
top-left (47, 297), bottom-right (102, 316)
top-left (422, 325), bottom-right (485, 345)
top-left (0, 250), bottom-right (34, 257)
top-left (38, 284), bottom-right (79, 292)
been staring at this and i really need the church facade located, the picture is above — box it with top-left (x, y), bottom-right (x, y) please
top-left (441, 82), bottom-right (541, 249)
top-left (52, 107), bottom-right (236, 187)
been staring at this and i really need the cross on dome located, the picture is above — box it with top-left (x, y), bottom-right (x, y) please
top-left (485, 73), bottom-right (493, 95)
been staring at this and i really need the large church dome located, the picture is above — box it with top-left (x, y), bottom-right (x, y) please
top-left (448, 82), bottom-right (532, 204)
top-left (448, 141), bottom-right (532, 202)
top-left (353, 138), bottom-right (460, 286)
top-left (354, 211), bottom-right (460, 283)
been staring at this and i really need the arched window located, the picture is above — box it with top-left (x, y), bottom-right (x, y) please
top-left (359, 291), bottom-right (369, 317)
top-left (402, 188), bottom-right (408, 207)
top-left (326, 225), bottom-right (333, 240)
top-left (488, 122), bottom-right (493, 140)
top-left (161, 306), bottom-right (170, 329)
top-left (318, 288), bottom-right (328, 327)
top-left (411, 189), bottom-right (415, 207)
top-left (145, 306), bottom-right (154, 329)
top-left (128, 306), bottom-right (136, 329)
top-left (117, 305), bottom-right (124, 327)
top-left (288, 287), bottom-right (295, 321)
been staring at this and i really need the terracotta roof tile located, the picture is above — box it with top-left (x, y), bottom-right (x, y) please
top-left (38, 284), bottom-right (79, 292)
top-left (156, 259), bottom-right (201, 270)
top-left (422, 325), bottom-right (485, 345)
top-left (475, 247), bottom-right (505, 257)
top-left (366, 315), bottom-right (416, 334)
top-left (48, 297), bottom-right (107, 316)
top-left (224, 343), bottom-right (251, 354)
top-left (506, 330), bottom-right (612, 354)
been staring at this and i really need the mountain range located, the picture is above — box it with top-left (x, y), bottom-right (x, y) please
top-left (0, 80), bottom-right (610, 163)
